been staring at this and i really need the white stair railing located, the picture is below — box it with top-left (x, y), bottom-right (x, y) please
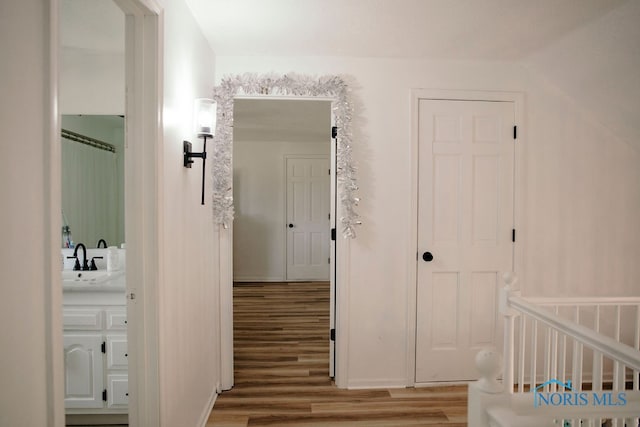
top-left (499, 274), bottom-right (640, 427)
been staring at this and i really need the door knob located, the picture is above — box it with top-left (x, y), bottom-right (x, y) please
top-left (288, 223), bottom-right (294, 228)
top-left (422, 252), bottom-right (434, 262)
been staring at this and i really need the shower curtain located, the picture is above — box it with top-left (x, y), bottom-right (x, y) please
top-left (61, 139), bottom-right (120, 248)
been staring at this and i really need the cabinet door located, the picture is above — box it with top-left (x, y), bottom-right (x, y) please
top-left (63, 308), bottom-right (102, 330)
top-left (106, 308), bottom-right (127, 330)
top-left (107, 334), bottom-right (128, 369)
top-left (64, 334), bottom-right (104, 408)
top-left (107, 374), bottom-right (129, 408)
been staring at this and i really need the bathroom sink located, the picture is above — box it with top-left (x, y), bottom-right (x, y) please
top-left (62, 270), bottom-right (123, 284)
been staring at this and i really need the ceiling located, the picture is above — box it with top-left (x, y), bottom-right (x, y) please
top-left (63, 0), bottom-right (626, 60)
top-left (61, 0), bottom-right (639, 147)
top-left (233, 99), bottom-right (331, 143)
top-left (183, 0), bottom-right (626, 60)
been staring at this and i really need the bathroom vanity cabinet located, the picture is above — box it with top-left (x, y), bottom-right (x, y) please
top-left (63, 285), bottom-right (128, 415)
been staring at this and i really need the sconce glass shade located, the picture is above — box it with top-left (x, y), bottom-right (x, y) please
top-left (194, 98), bottom-right (216, 138)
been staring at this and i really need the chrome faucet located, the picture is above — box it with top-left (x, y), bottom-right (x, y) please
top-left (70, 243), bottom-right (89, 271)
top-left (96, 239), bottom-right (108, 248)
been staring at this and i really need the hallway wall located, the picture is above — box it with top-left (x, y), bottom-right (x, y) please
top-left (157, 0), bottom-right (219, 424)
top-left (215, 55), bottom-right (640, 388)
top-left (0, 1), bottom-right (63, 425)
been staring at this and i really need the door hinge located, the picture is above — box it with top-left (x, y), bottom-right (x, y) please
top-left (331, 126), bottom-right (338, 139)
top-left (101, 341), bottom-right (106, 354)
top-left (102, 389), bottom-right (107, 402)
top-left (512, 229), bottom-right (516, 242)
top-left (331, 228), bottom-right (336, 241)
top-left (328, 257), bottom-right (330, 264)
top-left (330, 328), bottom-right (336, 341)
top-left (513, 125), bottom-right (517, 140)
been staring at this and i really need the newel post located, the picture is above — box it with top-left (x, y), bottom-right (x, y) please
top-left (500, 272), bottom-right (520, 395)
top-left (468, 272), bottom-right (520, 427)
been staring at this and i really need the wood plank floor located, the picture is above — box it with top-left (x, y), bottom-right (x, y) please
top-left (206, 282), bottom-right (467, 427)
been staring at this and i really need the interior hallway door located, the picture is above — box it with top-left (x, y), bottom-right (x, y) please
top-left (286, 156), bottom-right (330, 281)
top-left (415, 99), bottom-right (515, 382)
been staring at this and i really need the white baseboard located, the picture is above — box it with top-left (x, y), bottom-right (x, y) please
top-left (233, 276), bottom-right (285, 282)
top-left (65, 414), bottom-right (128, 425)
top-left (197, 388), bottom-right (218, 427)
top-left (414, 380), bottom-right (471, 388)
top-left (347, 378), bottom-right (408, 389)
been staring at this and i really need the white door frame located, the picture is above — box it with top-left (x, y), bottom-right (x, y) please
top-left (407, 89), bottom-right (525, 385)
top-left (117, 0), bottom-right (163, 424)
top-left (220, 95), bottom-right (350, 388)
top-left (46, 2), bottom-right (65, 424)
top-left (49, 0), bottom-right (164, 425)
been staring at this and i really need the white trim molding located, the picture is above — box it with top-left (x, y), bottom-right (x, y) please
top-left (47, 0), bottom-right (65, 425)
top-left (214, 75), bottom-right (356, 389)
top-left (211, 73), bottom-right (361, 239)
top-left (117, 0), bottom-right (163, 425)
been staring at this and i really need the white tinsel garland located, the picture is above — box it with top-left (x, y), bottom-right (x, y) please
top-left (211, 73), bottom-right (361, 238)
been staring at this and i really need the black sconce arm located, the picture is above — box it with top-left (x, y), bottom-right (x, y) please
top-left (183, 135), bottom-right (208, 205)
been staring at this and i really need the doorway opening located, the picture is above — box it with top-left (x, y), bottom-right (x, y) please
top-left (55, 0), bottom-right (163, 425)
top-left (59, 1), bottom-right (128, 424)
top-left (214, 74), bottom-right (358, 391)
top-left (231, 98), bottom-right (336, 381)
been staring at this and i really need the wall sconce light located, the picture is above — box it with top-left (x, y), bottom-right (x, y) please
top-left (184, 98), bottom-right (216, 205)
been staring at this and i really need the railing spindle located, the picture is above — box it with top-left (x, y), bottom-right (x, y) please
top-left (503, 310), bottom-right (515, 394)
top-left (559, 330), bottom-right (567, 389)
top-left (593, 305), bottom-right (603, 391)
top-left (572, 308), bottom-right (583, 392)
top-left (517, 315), bottom-right (526, 393)
top-left (530, 319), bottom-right (537, 390)
top-left (550, 306), bottom-right (559, 390)
top-left (544, 323), bottom-right (551, 392)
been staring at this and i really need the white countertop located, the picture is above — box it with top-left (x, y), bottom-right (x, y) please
top-left (62, 270), bottom-right (126, 293)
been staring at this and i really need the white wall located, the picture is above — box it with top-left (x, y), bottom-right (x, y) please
top-left (216, 55), bottom-right (640, 387)
top-left (0, 1), bottom-right (63, 426)
top-left (156, 0), bottom-right (219, 425)
top-left (60, 49), bottom-right (125, 115)
top-left (523, 0), bottom-right (640, 151)
top-left (233, 140), bottom-right (330, 281)
top-left (522, 74), bottom-right (640, 297)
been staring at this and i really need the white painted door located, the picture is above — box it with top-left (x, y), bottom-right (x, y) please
top-left (415, 99), bottom-right (514, 382)
top-left (286, 156), bottom-right (330, 281)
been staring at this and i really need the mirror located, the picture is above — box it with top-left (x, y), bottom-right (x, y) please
top-left (61, 114), bottom-right (125, 248)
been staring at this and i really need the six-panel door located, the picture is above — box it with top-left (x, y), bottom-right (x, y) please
top-left (286, 156), bottom-right (331, 281)
top-left (415, 99), bottom-right (515, 382)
